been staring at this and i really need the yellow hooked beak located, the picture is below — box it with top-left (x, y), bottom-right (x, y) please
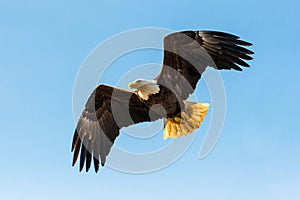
top-left (128, 81), bottom-right (137, 89)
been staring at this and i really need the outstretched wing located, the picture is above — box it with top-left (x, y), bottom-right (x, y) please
top-left (71, 85), bottom-right (155, 172)
top-left (156, 30), bottom-right (254, 100)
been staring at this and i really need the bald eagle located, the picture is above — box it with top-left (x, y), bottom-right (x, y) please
top-left (71, 30), bottom-right (253, 172)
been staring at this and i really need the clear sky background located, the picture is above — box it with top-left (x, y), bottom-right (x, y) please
top-left (1, 0), bottom-right (300, 199)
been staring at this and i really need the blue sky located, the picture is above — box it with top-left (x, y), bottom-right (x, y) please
top-left (1, 0), bottom-right (300, 199)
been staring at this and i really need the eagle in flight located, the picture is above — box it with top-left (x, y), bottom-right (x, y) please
top-left (71, 30), bottom-right (253, 172)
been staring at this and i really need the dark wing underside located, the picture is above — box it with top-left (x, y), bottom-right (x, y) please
top-left (156, 30), bottom-right (254, 100)
top-left (71, 85), bottom-right (154, 172)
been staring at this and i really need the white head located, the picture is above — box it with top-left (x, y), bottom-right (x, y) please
top-left (128, 79), bottom-right (160, 100)
top-left (128, 79), bottom-right (156, 89)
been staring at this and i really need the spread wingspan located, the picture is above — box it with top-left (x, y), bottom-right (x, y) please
top-left (71, 30), bottom-right (254, 173)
